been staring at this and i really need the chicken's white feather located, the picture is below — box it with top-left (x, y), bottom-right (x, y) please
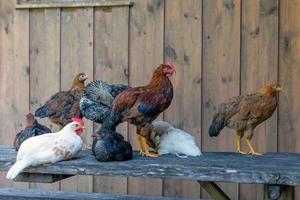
top-left (151, 121), bottom-right (201, 157)
top-left (6, 122), bottom-right (83, 180)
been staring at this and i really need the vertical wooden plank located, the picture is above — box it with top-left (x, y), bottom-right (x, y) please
top-left (29, 8), bottom-right (61, 191)
top-left (0, 0), bottom-right (29, 189)
top-left (93, 6), bottom-right (129, 195)
top-left (163, 0), bottom-right (201, 198)
top-left (279, 0), bottom-right (300, 198)
top-left (127, 0), bottom-right (164, 196)
top-left (60, 7), bottom-right (93, 193)
top-left (202, 0), bottom-right (241, 199)
top-left (240, 0), bottom-right (279, 199)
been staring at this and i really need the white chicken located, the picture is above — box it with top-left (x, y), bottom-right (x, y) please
top-left (151, 121), bottom-right (201, 158)
top-left (6, 118), bottom-right (84, 180)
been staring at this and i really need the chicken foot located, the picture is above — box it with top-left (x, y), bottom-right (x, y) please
top-left (246, 139), bottom-right (263, 156)
top-left (245, 129), bottom-right (263, 155)
top-left (138, 135), bottom-right (158, 158)
top-left (236, 131), bottom-right (247, 154)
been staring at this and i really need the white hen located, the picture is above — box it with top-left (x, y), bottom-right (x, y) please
top-left (151, 121), bottom-right (201, 158)
top-left (6, 118), bottom-right (84, 180)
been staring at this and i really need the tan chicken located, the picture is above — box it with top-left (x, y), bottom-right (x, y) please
top-left (209, 84), bottom-right (282, 155)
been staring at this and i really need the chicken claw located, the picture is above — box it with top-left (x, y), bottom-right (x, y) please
top-left (247, 150), bottom-right (263, 156)
top-left (139, 151), bottom-right (158, 158)
top-left (138, 135), bottom-right (159, 158)
top-left (246, 139), bottom-right (263, 156)
top-left (237, 149), bottom-right (247, 155)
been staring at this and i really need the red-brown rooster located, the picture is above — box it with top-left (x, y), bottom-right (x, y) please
top-left (101, 63), bottom-right (176, 157)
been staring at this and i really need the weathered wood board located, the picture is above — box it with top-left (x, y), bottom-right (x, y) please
top-left (0, 187), bottom-right (196, 200)
top-left (202, 0), bottom-right (241, 199)
top-left (164, 0), bottom-right (202, 198)
top-left (240, 0), bottom-right (279, 199)
top-left (1, 147), bottom-right (300, 186)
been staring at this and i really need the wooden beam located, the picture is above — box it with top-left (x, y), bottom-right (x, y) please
top-left (198, 181), bottom-right (230, 200)
top-left (0, 187), bottom-right (198, 200)
top-left (15, 0), bottom-right (133, 9)
top-left (14, 173), bottom-right (72, 183)
top-left (264, 185), bottom-right (295, 200)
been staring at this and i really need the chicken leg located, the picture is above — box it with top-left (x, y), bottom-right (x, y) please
top-left (138, 135), bottom-right (158, 158)
top-left (246, 139), bottom-right (263, 156)
top-left (236, 131), bottom-right (247, 154)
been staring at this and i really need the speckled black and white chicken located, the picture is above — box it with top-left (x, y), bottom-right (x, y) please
top-left (92, 128), bottom-right (132, 162)
top-left (79, 80), bottom-right (129, 124)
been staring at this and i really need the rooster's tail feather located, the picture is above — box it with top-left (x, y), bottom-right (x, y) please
top-left (208, 120), bottom-right (225, 137)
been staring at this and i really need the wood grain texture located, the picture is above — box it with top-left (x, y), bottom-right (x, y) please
top-left (60, 7), bottom-right (94, 193)
top-left (2, 147), bottom-right (300, 186)
top-left (199, 181), bottom-right (230, 200)
top-left (0, 187), bottom-right (196, 200)
top-left (202, 0), bottom-right (241, 199)
top-left (0, 0), bottom-right (29, 189)
top-left (29, 8), bottom-right (61, 191)
top-left (163, 0), bottom-right (202, 198)
top-left (93, 6), bottom-right (129, 195)
top-left (16, 0), bottom-right (133, 9)
top-left (240, 0), bottom-right (279, 200)
top-left (128, 0), bottom-right (164, 197)
top-left (279, 0), bottom-right (300, 199)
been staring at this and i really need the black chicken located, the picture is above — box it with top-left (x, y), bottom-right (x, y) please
top-left (13, 113), bottom-right (52, 151)
top-left (79, 80), bottom-right (129, 124)
top-left (92, 129), bottom-right (132, 162)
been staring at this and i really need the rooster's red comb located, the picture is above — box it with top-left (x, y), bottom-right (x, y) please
top-left (71, 118), bottom-right (84, 126)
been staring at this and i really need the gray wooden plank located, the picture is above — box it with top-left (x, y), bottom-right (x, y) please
top-left (0, 187), bottom-right (197, 200)
top-left (1, 147), bottom-right (300, 186)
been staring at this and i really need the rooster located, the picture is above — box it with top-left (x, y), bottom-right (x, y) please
top-left (13, 113), bottom-right (51, 151)
top-left (80, 80), bottom-right (129, 124)
top-left (150, 121), bottom-right (201, 158)
top-left (6, 118), bottom-right (84, 180)
top-left (35, 73), bottom-right (88, 128)
top-left (102, 63), bottom-right (176, 157)
top-left (209, 84), bottom-right (282, 155)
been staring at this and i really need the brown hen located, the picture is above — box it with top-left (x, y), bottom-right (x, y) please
top-left (35, 73), bottom-right (88, 128)
top-left (209, 84), bottom-right (282, 155)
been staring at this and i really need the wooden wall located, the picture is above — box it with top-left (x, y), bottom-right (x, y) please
top-left (0, 0), bottom-right (300, 199)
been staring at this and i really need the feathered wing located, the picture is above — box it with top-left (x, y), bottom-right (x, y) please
top-left (7, 133), bottom-right (58, 180)
top-left (151, 121), bottom-right (201, 157)
top-left (109, 84), bottom-right (130, 97)
top-left (80, 80), bottom-right (129, 123)
top-left (209, 96), bottom-right (242, 137)
top-left (35, 91), bottom-right (69, 118)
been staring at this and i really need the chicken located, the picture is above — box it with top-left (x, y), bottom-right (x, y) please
top-left (6, 118), bottom-right (84, 180)
top-left (150, 121), bottom-right (201, 158)
top-left (209, 84), bottom-right (282, 155)
top-left (13, 113), bottom-right (51, 151)
top-left (102, 63), bottom-right (176, 157)
top-left (35, 73), bottom-right (88, 128)
top-left (80, 80), bottom-right (129, 124)
top-left (92, 129), bottom-right (132, 161)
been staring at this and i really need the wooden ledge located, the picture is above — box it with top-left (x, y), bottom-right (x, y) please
top-left (1, 146), bottom-right (300, 185)
top-left (16, 0), bottom-right (133, 9)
